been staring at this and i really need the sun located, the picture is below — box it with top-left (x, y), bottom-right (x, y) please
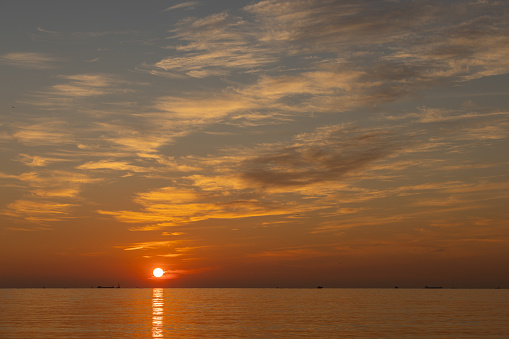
top-left (153, 268), bottom-right (164, 278)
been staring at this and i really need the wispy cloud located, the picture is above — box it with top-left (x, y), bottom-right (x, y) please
top-left (3, 200), bottom-right (76, 223)
top-left (11, 119), bottom-right (75, 146)
top-left (97, 97), bottom-right (509, 232)
top-left (77, 160), bottom-right (146, 173)
top-left (30, 27), bottom-right (140, 44)
top-left (163, 1), bottom-right (198, 12)
top-left (153, 93), bottom-right (256, 120)
top-left (36, 27), bottom-right (58, 34)
top-left (96, 123), bottom-right (399, 228)
top-left (98, 184), bottom-right (297, 228)
top-left (151, 69), bottom-right (364, 125)
top-left (121, 240), bottom-right (178, 251)
top-left (148, 0), bottom-right (509, 114)
top-left (7, 170), bottom-right (100, 198)
top-left (240, 125), bottom-right (400, 188)
top-left (0, 52), bottom-right (60, 69)
top-left (146, 11), bottom-right (279, 78)
top-left (23, 73), bottom-right (133, 109)
top-left (16, 154), bottom-right (69, 167)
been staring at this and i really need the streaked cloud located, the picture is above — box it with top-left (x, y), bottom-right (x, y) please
top-left (148, 0), bottom-right (509, 116)
top-left (10, 170), bottom-right (100, 198)
top-left (15, 154), bottom-right (68, 167)
top-left (77, 160), bottom-right (146, 173)
top-left (98, 184), bottom-right (297, 228)
top-left (0, 52), bottom-right (60, 69)
top-left (153, 93), bottom-right (255, 120)
top-left (22, 73), bottom-right (135, 110)
top-left (147, 11), bottom-right (279, 78)
top-left (240, 125), bottom-right (400, 188)
top-left (121, 240), bottom-right (178, 251)
top-left (3, 200), bottom-right (75, 223)
top-left (11, 119), bottom-right (74, 146)
top-left (163, 1), bottom-right (198, 12)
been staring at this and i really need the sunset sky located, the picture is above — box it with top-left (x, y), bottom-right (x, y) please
top-left (1, 0), bottom-right (508, 288)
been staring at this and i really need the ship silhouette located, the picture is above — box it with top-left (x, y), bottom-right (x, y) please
top-left (97, 283), bottom-right (120, 288)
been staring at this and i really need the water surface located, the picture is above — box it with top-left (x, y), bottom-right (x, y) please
top-left (1, 288), bottom-right (508, 338)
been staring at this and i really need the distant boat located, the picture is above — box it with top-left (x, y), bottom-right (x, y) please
top-left (317, 286), bottom-right (323, 289)
top-left (425, 286), bottom-right (442, 289)
top-left (97, 282), bottom-right (120, 288)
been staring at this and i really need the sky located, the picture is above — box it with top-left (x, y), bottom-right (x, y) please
top-left (1, 0), bottom-right (508, 288)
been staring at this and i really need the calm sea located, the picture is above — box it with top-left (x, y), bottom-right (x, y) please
top-left (1, 288), bottom-right (508, 338)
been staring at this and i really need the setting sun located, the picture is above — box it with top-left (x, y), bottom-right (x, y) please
top-left (153, 268), bottom-right (164, 278)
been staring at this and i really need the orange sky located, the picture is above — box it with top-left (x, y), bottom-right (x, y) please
top-left (1, 0), bottom-right (509, 288)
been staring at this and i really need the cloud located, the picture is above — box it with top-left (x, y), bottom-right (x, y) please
top-left (0, 170), bottom-right (100, 199)
top-left (240, 125), bottom-right (400, 188)
top-left (185, 175), bottom-right (251, 192)
top-left (24, 171), bottom-right (98, 198)
top-left (96, 99), bottom-right (509, 230)
top-left (11, 119), bottom-right (74, 146)
top-left (147, 11), bottom-right (279, 78)
top-left (163, 1), bottom-right (198, 12)
top-left (167, 1), bottom-right (509, 105)
top-left (36, 27), bottom-right (58, 34)
top-left (16, 154), bottom-right (69, 167)
top-left (3, 200), bottom-right (75, 223)
top-left (99, 127), bottom-right (173, 155)
top-left (461, 123), bottom-right (509, 141)
top-left (77, 160), bottom-right (146, 173)
top-left (98, 184), bottom-right (298, 228)
top-left (23, 73), bottom-right (133, 109)
top-left (95, 122), bottom-right (404, 229)
top-left (30, 27), bottom-right (140, 45)
top-left (151, 69), bottom-right (364, 125)
top-left (245, 0), bottom-right (412, 44)
top-left (134, 0), bottom-right (509, 138)
top-left (0, 52), bottom-right (60, 69)
top-left (3, 0), bottom-right (507, 248)
top-left (120, 240), bottom-right (178, 251)
top-left (154, 93), bottom-right (256, 120)
top-left (245, 0), bottom-right (509, 52)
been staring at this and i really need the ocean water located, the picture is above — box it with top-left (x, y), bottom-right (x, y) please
top-left (1, 288), bottom-right (508, 338)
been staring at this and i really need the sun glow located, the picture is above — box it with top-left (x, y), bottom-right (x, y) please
top-left (153, 268), bottom-right (164, 278)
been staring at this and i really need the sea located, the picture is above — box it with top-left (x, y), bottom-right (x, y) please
top-left (1, 288), bottom-right (508, 338)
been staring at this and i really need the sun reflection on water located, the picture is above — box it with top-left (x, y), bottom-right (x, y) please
top-left (152, 288), bottom-right (164, 338)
